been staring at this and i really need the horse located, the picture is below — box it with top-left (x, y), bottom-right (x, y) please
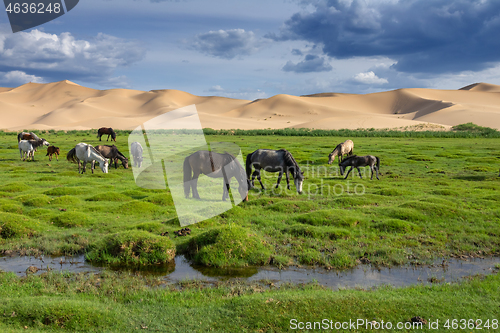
top-left (18, 138), bottom-right (49, 161)
top-left (67, 143), bottom-right (109, 174)
top-left (339, 155), bottom-right (380, 180)
top-left (94, 145), bottom-right (129, 169)
top-left (246, 149), bottom-right (304, 194)
top-left (46, 146), bottom-right (60, 161)
top-left (17, 131), bottom-right (40, 142)
top-left (130, 142), bottom-right (143, 168)
top-left (328, 139), bottom-right (354, 164)
top-left (183, 150), bottom-right (248, 202)
top-left (97, 127), bottom-right (116, 142)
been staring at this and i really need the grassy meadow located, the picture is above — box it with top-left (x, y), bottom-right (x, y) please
top-left (0, 128), bottom-right (499, 331)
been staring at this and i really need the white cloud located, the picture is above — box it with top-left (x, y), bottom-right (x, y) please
top-left (0, 29), bottom-right (145, 85)
top-left (353, 71), bottom-right (388, 84)
top-left (0, 70), bottom-right (45, 86)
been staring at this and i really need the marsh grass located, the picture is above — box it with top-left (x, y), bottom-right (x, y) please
top-left (0, 131), bottom-right (498, 270)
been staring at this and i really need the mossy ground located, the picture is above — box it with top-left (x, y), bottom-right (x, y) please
top-left (0, 130), bottom-right (498, 269)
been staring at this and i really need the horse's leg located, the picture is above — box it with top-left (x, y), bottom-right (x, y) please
top-left (285, 170), bottom-right (291, 190)
top-left (344, 166), bottom-right (353, 179)
top-left (375, 165), bottom-right (380, 180)
top-left (251, 170), bottom-right (260, 188)
top-left (257, 170), bottom-right (265, 190)
top-left (275, 170), bottom-right (283, 188)
top-left (357, 167), bottom-right (362, 179)
top-left (192, 172), bottom-right (200, 199)
top-left (370, 166), bottom-right (374, 180)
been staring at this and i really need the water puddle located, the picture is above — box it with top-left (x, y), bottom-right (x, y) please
top-left (1, 254), bottom-right (498, 290)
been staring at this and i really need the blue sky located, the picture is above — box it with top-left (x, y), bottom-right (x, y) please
top-left (1, 0), bottom-right (500, 99)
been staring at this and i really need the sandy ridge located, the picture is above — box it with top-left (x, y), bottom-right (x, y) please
top-left (1, 80), bottom-right (500, 131)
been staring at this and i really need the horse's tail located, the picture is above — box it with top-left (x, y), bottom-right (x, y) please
top-left (245, 151), bottom-right (254, 179)
top-left (66, 148), bottom-right (77, 163)
top-left (17, 133), bottom-right (21, 142)
top-left (96, 129), bottom-right (100, 138)
top-left (183, 157), bottom-right (192, 198)
top-left (376, 156), bottom-right (380, 170)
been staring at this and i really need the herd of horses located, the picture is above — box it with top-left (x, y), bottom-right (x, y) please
top-left (16, 129), bottom-right (386, 201)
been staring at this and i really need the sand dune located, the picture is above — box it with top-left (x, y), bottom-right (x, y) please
top-left (1, 80), bottom-right (500, 131)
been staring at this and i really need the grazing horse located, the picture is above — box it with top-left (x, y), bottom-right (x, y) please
top-left (328, 139), bottom-right (354, 164)
top-left (67, 143), bottom-right (109, 174)
top-left (46, 146), bottom-right (60, 161)
top-left (246, 149), bottom-right (304, 194)
top-left (18, 138), bottom-right (49, 161)
top-left (17, 131), bottom-right (40, 142)
top-left (94, 145), bottom-right (129, 169)
top-left (339, 155), bottom-right (380, 180)
top-left (97, 127), bottom-right (116, 142)
top-left (130, 142), bottom-right (143, 168)
top-left (183, 151), bottom-right (248, 202)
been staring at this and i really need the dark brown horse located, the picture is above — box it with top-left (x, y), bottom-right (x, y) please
top-left (94, 145), bottom-right (128, 169)
top-left (97, 127), bottom-right (116, 142)
top-left (183, 151), bottom-right (248, 202)
top-left (339, 155), bottom-right (380, 180)
top-left (46, 146), bottom-right (60, 161)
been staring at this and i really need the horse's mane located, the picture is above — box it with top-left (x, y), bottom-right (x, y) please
top-left (340, 155), bottom-right (357, 165)
top-left (331, 143), bottom-right (342, 155)
top-left (89, 145), bottom-right (107, 159)
top-left (280, 149), bottom-right (303, 178)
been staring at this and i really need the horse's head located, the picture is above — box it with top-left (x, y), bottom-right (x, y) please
top-left (42, 139), bottom-right (50, 146)
top-left (328, 152), bottom-right (335, 164)
top-left (294, 169), bottom-right (304, 194)
top-left (100, 160), bottom-right (109, 173)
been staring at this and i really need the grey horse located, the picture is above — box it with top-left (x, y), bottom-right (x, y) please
top-left (183, 150), bottom-right (249, 202)
top-left (246, 149), bottom-right (304, 194)
top-left (339, 155), bottom-right (380, 180)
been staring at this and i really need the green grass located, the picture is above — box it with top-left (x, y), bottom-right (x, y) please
top-left (0, 130), bottom-right (499, 269)
top-left (0, 129), bottom-right (499, 331)
top-left (0, 270), bottom-right (498, 332)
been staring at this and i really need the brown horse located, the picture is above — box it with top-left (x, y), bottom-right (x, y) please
top-left (97, 127), bottom-right (116, 142)
top-left (94, 145), bottom-right (128, 169)
top-left (183, 151), bottom-right (248, 202)
top-left (46, 146), bottom-right (60, 161)
top-left (339, 155), bottom-right (380, 180)
top-left (328, 139), bottom-right (354, 164)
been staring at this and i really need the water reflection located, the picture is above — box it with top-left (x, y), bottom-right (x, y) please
top-left (1, 254), bottom-right (498, 290)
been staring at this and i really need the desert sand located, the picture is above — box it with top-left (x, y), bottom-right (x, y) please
top-left (1, 80), bottom-right (500, 131)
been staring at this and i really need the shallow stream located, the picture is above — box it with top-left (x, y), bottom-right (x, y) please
top-left (1, 254), bottom-right (498, 289)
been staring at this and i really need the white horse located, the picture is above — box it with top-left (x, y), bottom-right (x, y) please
top-left (130, 142), bottom-right (143, 168)
top-left (66, 143), bottom-right (109, 174)
top-left (18, 139), bottom-right (49, 161)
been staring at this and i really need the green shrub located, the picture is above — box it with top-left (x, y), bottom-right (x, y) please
top-left (51, 196), bottom-right (80, 205)
top-left (373, 219), bottom-right (422, 233)
top-left (86, 192), bottom-right (132, 202)
top-left (0, 182), bottom-right (30, 193)
top-left (0, 212), bottom-right (40, 238)
top-left (86, 230), bottom-right (175, 265)
top-left (43, 187), bottom-right (84, 196)
top-left (294, 209), bottom-right (364, 227)
top-left (188, 225), bottom-right (271, 267)
top-left (51, 211), bottom-right (92, 228)
top-left (117, 201), bottom-right (158, 215)
top-left (15, 194), bottom-right (52, 207)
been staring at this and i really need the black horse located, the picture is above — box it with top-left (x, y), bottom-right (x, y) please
top-left (183, 150), bottom-right (248, 202)
top-left (339, 155), bottom-right (380, 180)
top-left (97, 127), bottom-right (116, 142)
top-left (246, 149), bottom-right (304, 194)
